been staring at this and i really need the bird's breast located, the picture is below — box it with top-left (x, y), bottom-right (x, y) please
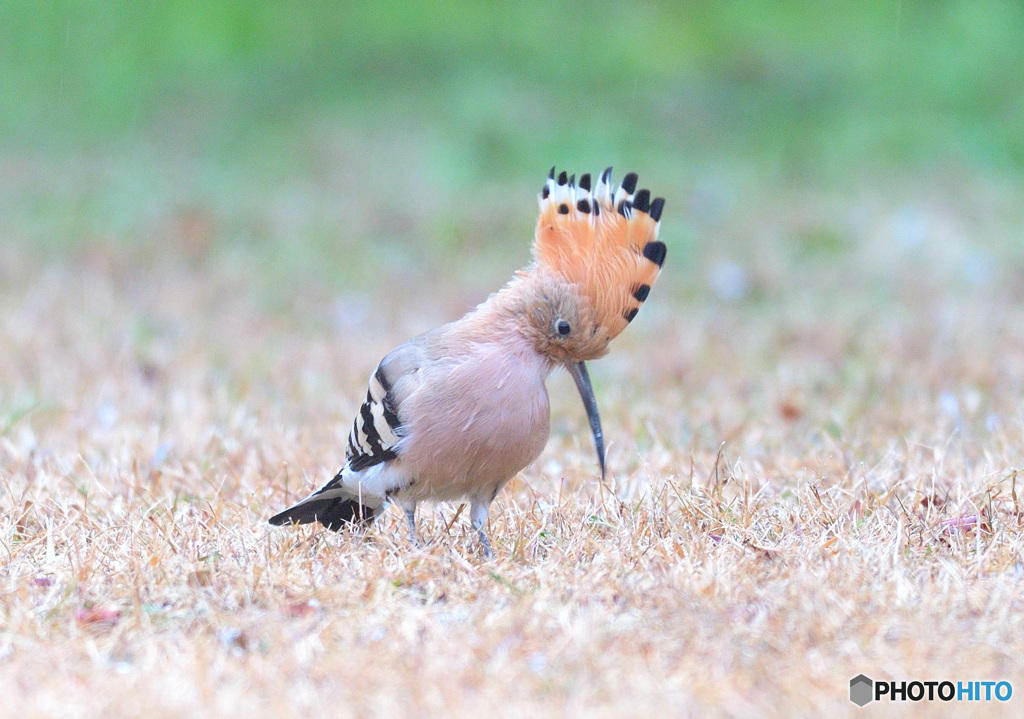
top-left (397, 346), bottom-right (552, 500)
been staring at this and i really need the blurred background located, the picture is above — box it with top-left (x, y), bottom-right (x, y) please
top-left (3, 0), bottom-right (1024, 410)
top-left (4, 0), bottom-right (1023, 278)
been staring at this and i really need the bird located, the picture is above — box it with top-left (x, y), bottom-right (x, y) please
top-left (269, 167), bottom-right (666, 556)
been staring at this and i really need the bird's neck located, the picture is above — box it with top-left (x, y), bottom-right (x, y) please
top-left (457, 271), bottom-right (557, 372)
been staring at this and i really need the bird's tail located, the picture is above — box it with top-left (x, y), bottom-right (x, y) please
top-left (268, 469), bottom-right (382, 531)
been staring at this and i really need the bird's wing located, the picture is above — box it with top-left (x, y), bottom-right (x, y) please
top-left (345, 337), bottom-right (430, 472)
top-left (267, 338), bottom-right (435, 528)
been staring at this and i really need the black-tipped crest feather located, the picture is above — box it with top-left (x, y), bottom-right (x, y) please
top-left (650, 197), bottom-right (665, 222)
top-left (621, 172), bottom-right (638, 194)
top-left (633, 189), bottom-right (651, 213)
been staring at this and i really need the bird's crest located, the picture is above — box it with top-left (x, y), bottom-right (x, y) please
top-left (533, 167), bottom-right (666, 340)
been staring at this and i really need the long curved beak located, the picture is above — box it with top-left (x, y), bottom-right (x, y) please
top-left (566, 360), bottom-right (606, 480)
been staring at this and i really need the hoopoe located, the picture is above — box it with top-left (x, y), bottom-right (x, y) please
top-left (269, 167), bottom-right (666, 556)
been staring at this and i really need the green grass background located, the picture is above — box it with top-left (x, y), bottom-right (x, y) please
top-left (4, 1), bottom-right (1024, 288)
top-left (7, 1), bottom-right (1022, 165)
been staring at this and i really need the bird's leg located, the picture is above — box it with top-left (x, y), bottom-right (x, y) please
top-left (402, 503), bottom-right (419, 547)
top-left (470, 500), bottom-right (493, 559)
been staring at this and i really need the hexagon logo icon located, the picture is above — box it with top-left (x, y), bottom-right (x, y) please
top-left (850, 674), bottom-right (873, 706)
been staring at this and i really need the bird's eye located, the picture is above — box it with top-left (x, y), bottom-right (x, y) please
top-left (556, 319), bottom-right (571, 336)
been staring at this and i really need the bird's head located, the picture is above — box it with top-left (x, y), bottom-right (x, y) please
top-left (520, 278), bottom-right (609, 365)
top-left (522, 167), bottom-right (667, 478)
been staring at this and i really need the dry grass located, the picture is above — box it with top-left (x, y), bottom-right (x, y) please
top-left (3, 174), bottom-right (1024, 718)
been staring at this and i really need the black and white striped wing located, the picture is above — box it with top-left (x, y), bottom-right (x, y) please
top-left (346, 361), bottom-right (405, 472)
top-left (268, 342), bottom-right (426, 530)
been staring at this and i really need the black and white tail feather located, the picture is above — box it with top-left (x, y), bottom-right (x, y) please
top-left (268, 364), bottom-right (403, 531)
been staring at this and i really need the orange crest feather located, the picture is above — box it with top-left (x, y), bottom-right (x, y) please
top-left (532, 167), bottom-right (666, 340)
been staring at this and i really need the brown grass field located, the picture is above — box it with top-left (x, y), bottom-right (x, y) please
top-left (3, 164), bottom-right (1024, 717)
